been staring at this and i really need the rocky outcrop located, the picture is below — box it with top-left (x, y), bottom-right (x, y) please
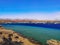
top-left (47, 39), bottom-right (60, 45)
top-left (0, 27), bottom-right (41, 45)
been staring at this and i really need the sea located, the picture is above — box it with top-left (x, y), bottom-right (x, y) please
top-left (1, 23), bottom-right (60, 45)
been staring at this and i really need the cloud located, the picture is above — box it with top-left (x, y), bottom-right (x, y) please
top-left (0, 12), bottom-right (60, 20)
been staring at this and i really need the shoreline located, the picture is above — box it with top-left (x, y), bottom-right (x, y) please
top-left (17, 32), bottom-right (42, 45)
top-left (0, 26), bottom-right (41, 45)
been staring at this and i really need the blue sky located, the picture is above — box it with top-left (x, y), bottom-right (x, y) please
top-left (0, 0), bottom-right (60, 20)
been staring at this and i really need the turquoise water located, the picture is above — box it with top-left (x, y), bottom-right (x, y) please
top-left (3, 25), bottom-right (60, 45)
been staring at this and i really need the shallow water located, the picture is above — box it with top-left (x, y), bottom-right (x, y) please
top-left (2, 24), bottom-right (60, 45)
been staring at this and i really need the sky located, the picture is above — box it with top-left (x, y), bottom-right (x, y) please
top-left (0, 0), bottom-right (60, 20)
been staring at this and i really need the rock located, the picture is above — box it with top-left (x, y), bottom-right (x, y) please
top-left (47, 39), bottom-right (60, 45)
top-left (0, 28), bottom-right (24, 45)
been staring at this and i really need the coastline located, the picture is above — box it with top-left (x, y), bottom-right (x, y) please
top-left (0, 25), bottom-right (60, 45)
top-left (0, 26), bottom-right (41, 45)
